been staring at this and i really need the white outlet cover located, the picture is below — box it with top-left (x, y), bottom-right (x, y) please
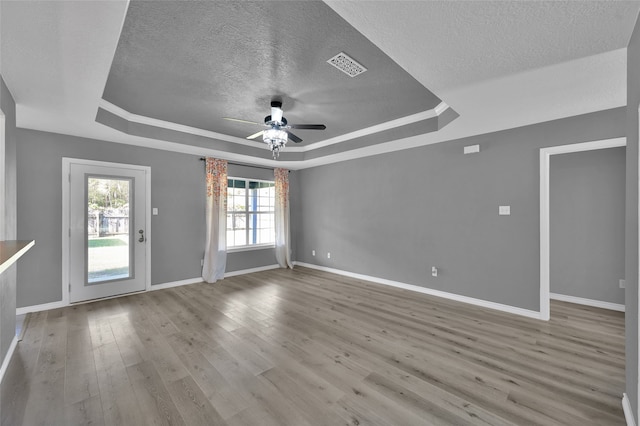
top-left (327, 252), bottom-right (331, 259)
top-left (312, 250), bottom-right (316, 256)
top-left (499, 206), bottom-right (511, 216)
top-left (464, 144), bottom-right (480, 154)
top-left (152, 207), bottom-right (158, 215)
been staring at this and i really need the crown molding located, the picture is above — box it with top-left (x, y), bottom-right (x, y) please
top-left (98, 98), bottom-right (448, 154)
top-left (99, 99), bottom-right (268, 150)
top-left (288, 102), bottom-right (448, 152)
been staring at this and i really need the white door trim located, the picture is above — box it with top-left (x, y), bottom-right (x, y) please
top-left (62, 158), bottom-right (151, 305)
top-left (539, 137), bottom-right (626, 321)
top-left (0, 108), bottom-right (6, 241)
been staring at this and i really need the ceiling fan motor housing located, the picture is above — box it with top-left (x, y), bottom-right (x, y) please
top-left (268, 100), bottom-right (285, 125)
top-left (264, 115), bottom-right (287, 127)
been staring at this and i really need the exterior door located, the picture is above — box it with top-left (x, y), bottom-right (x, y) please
top-left (68, 160), bottom-right (148, 303)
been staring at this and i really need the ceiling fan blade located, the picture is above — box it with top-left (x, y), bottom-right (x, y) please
top-left (223, 117), bottom-right (261, 126)
top-left (289, 124), bottom-right (326, 130)
top-left (288, 132), bottom-right (303, 143)
top-left (247, 130), bottom-right (264, 140)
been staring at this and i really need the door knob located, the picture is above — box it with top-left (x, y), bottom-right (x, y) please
top-left (138, 229), bottom-right (145, 243)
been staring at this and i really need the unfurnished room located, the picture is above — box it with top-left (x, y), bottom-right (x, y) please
top-left (0, 1), bottom-right (639, 425)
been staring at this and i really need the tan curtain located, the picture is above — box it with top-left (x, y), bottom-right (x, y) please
top-left (274, 168), bottom-right (293, 269)
top-left (203, 158), bottom-right (228, 283)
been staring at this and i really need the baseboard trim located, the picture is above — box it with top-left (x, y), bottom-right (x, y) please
top-left (16, 300), bottom-right (67, 315)
top-left (17, 265), bottom-right (283, 313)
top-left (295, 262), bottom-right (542, 320)
top-left (224, 264), bottom-right (281, 278)
top-left (150, 278), bottom-right (203, 291)
top-left (0, 336), bottom-right (18, 385)
top-left (623, 393), bottom-right (636, 426)
top-left (550, 292), bottom-right (625, 312)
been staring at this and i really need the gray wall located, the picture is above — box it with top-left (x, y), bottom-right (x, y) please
top-left (16, 130), bottom-right (283, 308)
top-left (627, 12), bottom-right (640, 419)
top-left (0, 75), bottom-right (19, 372)
top-left (296, 107), bottom-right (625, 312)
top-left (550, 148), bottom-right (625, 304)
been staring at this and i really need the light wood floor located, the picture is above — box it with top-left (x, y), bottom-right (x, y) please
top-left (1, 267), bottom-right (625, 426)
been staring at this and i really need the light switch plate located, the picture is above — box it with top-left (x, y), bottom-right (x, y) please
top-left (152, 207), bottom-right (158, 215)
top-left (464, 144), bottom-right (480, 154)
top-left (499, 206), bottom-right (511, 216)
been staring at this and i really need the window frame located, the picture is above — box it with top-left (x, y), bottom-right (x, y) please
top-left (226, 176), bottom-right (276, 252)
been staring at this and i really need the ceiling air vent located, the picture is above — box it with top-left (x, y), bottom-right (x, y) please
top-left (327, 52), bottom-right (367, 77)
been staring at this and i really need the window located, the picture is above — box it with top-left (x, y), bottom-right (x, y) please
top-left (227, 178), bottom-right (275, 249)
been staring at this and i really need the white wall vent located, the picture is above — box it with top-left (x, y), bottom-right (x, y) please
top-left (327, 52), bottom-right (367, 77)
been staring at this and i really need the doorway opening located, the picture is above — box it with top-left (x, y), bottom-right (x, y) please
top-left (540, 137), bottom-right (626, 320)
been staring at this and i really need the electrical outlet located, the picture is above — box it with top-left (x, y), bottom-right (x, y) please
top-left (620, 279), bottom-right (626, 289)
top-left (431, 266), bottom-right (438, 277)
top-left (312, 250), bottom-right (316, 256)
top-left (327, 252), bottom-right (331, 259)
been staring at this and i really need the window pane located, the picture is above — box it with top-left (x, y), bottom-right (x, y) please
top-left (247, 188), bottom-right (259, 211)
top-left (233, 214), bottom-right (246, 230)
top-left (248, 213), bottom-right (258, 244)
top-left (248, 213), bottom-right (275, 245)
top-left (230, 193), bottom-right (246, 211)
top-left (258, 213), bottom-right (273, 228)
top-left (233, 229), bottom-right (246, 246)
top-left (226, 178), bottom-right (275, 248)
top-left (87, 177), bottom-right (131, 283)
top-left (257, 186), bottom-right (271, 197)
top-left (258, 228), bottom-right (275, 245)
top-left (257, 196), bottom-right (272, 211)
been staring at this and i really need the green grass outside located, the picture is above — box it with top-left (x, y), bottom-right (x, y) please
top-left (88, 238), bottom-right (127, 248)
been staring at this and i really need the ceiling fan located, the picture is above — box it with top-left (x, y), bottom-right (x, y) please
top-left (224, 100), bottom-right (326, 158)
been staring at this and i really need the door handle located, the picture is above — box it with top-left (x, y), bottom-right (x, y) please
top-left (138, 229), bottom-right (145, 243)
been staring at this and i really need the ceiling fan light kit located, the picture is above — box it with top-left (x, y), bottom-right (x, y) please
top-left (225, 100), bottom-right (327, 159)
top-left (263, 128), bottom-right (288, 159)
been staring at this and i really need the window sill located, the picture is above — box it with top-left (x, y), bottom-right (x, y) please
top-left (227, 244), bottom-right (275, 253)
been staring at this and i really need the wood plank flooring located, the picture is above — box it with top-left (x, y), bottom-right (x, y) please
top-left (1, 267), bottom-right (625, 425)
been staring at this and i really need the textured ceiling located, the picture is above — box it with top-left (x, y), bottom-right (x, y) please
top-left (102, 1), bottom-right (443, 145)
top-left (326, 1), bottom-right (639, 94)
top-left (1, 1), bottom-right (638, 168)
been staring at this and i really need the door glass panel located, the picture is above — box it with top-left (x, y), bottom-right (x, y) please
top-left (87, 176), bottom-right (132, 284)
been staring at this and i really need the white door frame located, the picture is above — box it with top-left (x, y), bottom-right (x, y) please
top-left (0, 108), bottom-right (6, 241)
top-left (539, 137), bottom-right (626, 321)
top-left (62, 157), bottom-right (151, 305)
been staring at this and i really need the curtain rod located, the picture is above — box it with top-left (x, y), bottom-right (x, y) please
top-left (199, 157), bottom-right (289, 172)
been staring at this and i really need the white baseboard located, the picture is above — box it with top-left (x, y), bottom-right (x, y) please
top-left (550, 292), bottom-right (625, 312)
top-left (295, 262), bottom-right (542, 320)
top-left (16, 300), bottom-right (67, 316)
top-left (623, 393), bottom-right (636, 426)
top-left (0, 336), bottom-right (18, 384)
top-left (224, 264), bottom-right (280, 278)
top-left (150, 277), bottom-right (203, 291)
top-left (17, 265), bottom-right (282, 313)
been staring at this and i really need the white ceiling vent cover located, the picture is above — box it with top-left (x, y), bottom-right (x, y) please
top-left (327, 52), bottom-right (367, 77)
